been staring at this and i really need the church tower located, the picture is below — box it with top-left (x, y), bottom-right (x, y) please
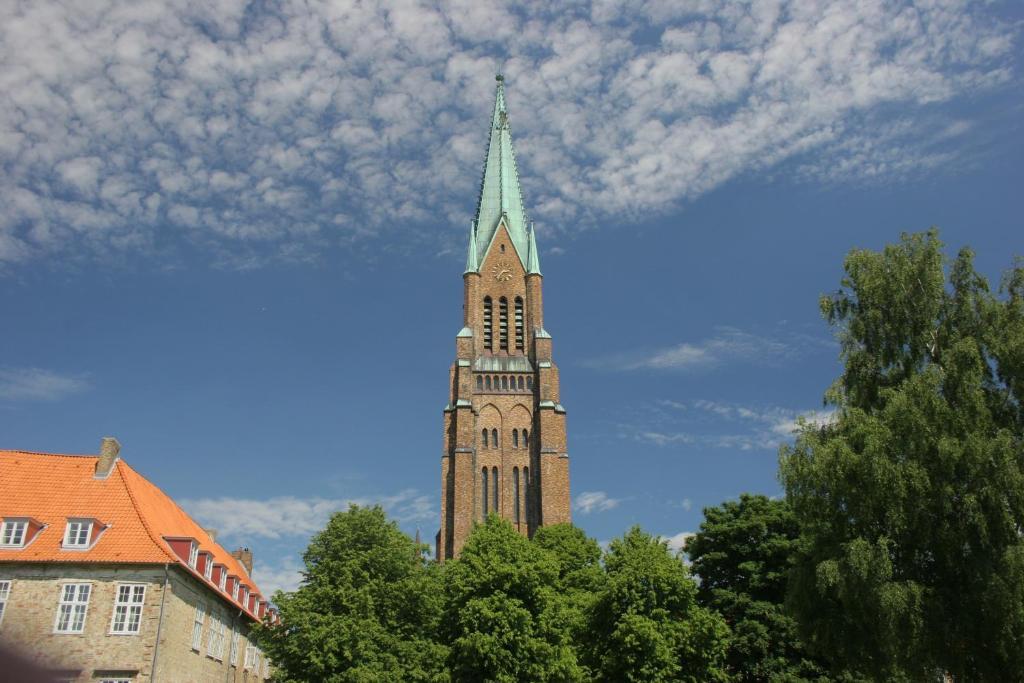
top-left (437, 75), bottom-right (571, 561)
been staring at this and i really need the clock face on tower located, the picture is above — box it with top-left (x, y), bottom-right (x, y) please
top-left (492, 260), bottom-right (514, 282)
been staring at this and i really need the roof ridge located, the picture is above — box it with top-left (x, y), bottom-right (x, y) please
top-left (117, 460), bottom-right (176, 562)
top-left (0, 449), bottom-right (97, 459)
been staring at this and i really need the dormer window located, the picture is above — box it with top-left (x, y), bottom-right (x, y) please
top-left (217, 566), bottom-right (227, 592)
top-left (231, 579), bottom-right (239, 601)
top-left (1, 520), bottom-right (27, 547)
top-left (203, 555), bottom-right (213, 581)
top-left (63, 520), bottom-right (93, 548)
top-left (188, 542), bottom-right (199, 569)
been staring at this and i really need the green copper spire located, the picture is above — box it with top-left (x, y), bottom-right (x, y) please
top-left (526, 224), bottom-right (541, 275)
top-left (464, 222), bottom-right (479, 273)
top-left (470, 73), bottom-right (530, 269)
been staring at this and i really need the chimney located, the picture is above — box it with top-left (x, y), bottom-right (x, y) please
top-left (204, 528), bottom-right (218, 543)
top-left (95, 437), bottom-right (121, 478)
top-left (232, 547), bottom-right (253, 575)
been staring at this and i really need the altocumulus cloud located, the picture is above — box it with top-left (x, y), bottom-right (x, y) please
top-left (0, 1), bottom-right (1017, 267)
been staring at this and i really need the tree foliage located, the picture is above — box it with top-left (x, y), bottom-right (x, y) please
top-left (443, 515), bottom-right (585, 682)
top-left (254, 505), bottom-right (447, 682)
top-left (585, 526), bottom-right (731, 682)
top-left (780, 230), bottom-right (1024, 680)
top-left (685, 494), bottom-right (828, 682)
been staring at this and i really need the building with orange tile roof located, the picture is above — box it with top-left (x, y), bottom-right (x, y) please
top-left (0, 438), bottom-right (276, 682)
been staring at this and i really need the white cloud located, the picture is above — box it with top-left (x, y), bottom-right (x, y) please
top-left (680, 498), bottom-right (693, 512)
top-left (0, 1), bottom-right (1016, 268)
top-left (253, 556), bottom-right (304, 598)
top-left (0, 367), bottom-right (89, 401)
top-left (624, 399), bottom-right (835, 451)
top-left (590, 327), bottom-right (799, 371)
top-left (573, 490), bottom-right (622, 515)
top-left (182, 489), bottom-right (434, 540)
top-left (664, 531), bottom-right (694, 555)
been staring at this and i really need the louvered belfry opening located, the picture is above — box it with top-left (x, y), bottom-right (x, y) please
top-left (483, 296), bottom-right (493, 350)
top-left (499, 297), bottom-right (509, 350)
top-left (514, 297), bottom-right (524, 350)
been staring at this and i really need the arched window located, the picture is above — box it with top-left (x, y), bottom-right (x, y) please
top-left (482, 467), bottom-right (489, 516)
top-left (492, 466), bottom-right (499, 510)
top-left (513, 467), bottom-right (521, 524)
top-left (526, 376), bottom-right (533, 390)
top-left (517, 376), bottom-right (524, 390)
top-left (483, 297), bottom-right (493, 351)
top-left (491, 428), bottom-right (499, 448)
top-left (501, 376), bottom-right (508, 391)
top-left (522, 429), bottom-right (529, 448)
top-left (499, 297), bottom-right (509, 350)
top-left (522, 466), bottom-right (529, 521)
top-left (482, 429), bottom-right (489, 448)
top-left (476, 375), bottom-right (483, 391)
top-left (485, 376), bottom-right (492, 390)
top-left (515, 297), bottom-right (524, 350)
top-left (512, 429), bottom-right (519, 448)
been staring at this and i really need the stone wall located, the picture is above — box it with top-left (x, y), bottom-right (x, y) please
top-left (0, 563), bottom-right (269, 682)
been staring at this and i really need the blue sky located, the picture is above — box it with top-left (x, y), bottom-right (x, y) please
top-left (1, 1), bottom-right (1022, 595)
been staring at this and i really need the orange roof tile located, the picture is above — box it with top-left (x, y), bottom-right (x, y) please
top-left (0, 449), bottom-right (269, 620)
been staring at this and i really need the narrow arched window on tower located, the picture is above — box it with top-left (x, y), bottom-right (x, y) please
top-left (476, 375), bottom-right (483, 391)
top-left (513, 467), bottom-right (521, 524)
top-left (515, 297), bottom-right (524, 351)
top-left (486, 376), bottom-right (492, 390)
top-left (512, 429), bottom-right (519, 448)
top-left (517, 376), bottom-right (524, 390)
top-left (522, 466), bottom-right (529, 523)
top-left (522, 429), bottom-right (529, 448)
top-left (526, 376), bottom-right (533, 390)
top-left (499, 297), bottom-right (509, 350)
top-left (491, 428), bottom-right (499, 448)
top-left (501, 376), bottom-right (508, 391)
top-left (492, 466), bottom-right (499, 510)
top-left (483, 297), bottom-right (493, 351)
top-left (482, 467), bottom-right (489, 516)
top-left (483, 429), bottom-right (490, 448)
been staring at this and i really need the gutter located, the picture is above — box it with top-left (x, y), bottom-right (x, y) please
top-left (150, 563), bottom-right (170, 682)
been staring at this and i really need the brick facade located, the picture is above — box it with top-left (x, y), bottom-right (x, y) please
top-left (438, 224), bottom-right (572, 561)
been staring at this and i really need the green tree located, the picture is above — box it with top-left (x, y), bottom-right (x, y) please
top-left (685, 494), bottom-right (829, 682)
top-left (780, 230), bottom-right (1024, 681)
top-left (584, 526), bottom-right (731, 683)
top-left (443, 516), bottom-right (585, 682)
top-left (253, 505), bottom-right (447, 682)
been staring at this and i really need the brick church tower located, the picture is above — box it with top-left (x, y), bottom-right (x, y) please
top-left (437, 75), bottom-right (571, 561)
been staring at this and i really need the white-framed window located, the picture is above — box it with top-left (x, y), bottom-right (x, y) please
top-left (63, 520), bottom-right (93, 548)
top-left (191, 602), bottom-right (205, 651)
top-left (0, 580), bottom-right (10, 626)
top-left (187, 542), bottom-right (199, 569)
top-left (109, 584), bottom-right (146, 634)
top-left (231, 580), bottom-right (239, 601)
top-left (206, 611), bottom-right (226, 660)
top-left (244, 644), bottom-right (257, 670)
top-left (1, 520), bottom-right (27, 547)
top-left (203, 556), bottom-right (212, 581)
top-left (230, 628), bottom-right (241, 666)
top-left (54, 583), bottom-right (91, 633)
top-left (218, 569), bottom-right (227, 592)
top-left (253, 598), bottom-right (260, 615)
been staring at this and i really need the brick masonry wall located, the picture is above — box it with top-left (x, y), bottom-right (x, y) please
top-left (439, 222), bottom-right (571, 560)
top-left (0, 563), bottom-right (268, 682)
